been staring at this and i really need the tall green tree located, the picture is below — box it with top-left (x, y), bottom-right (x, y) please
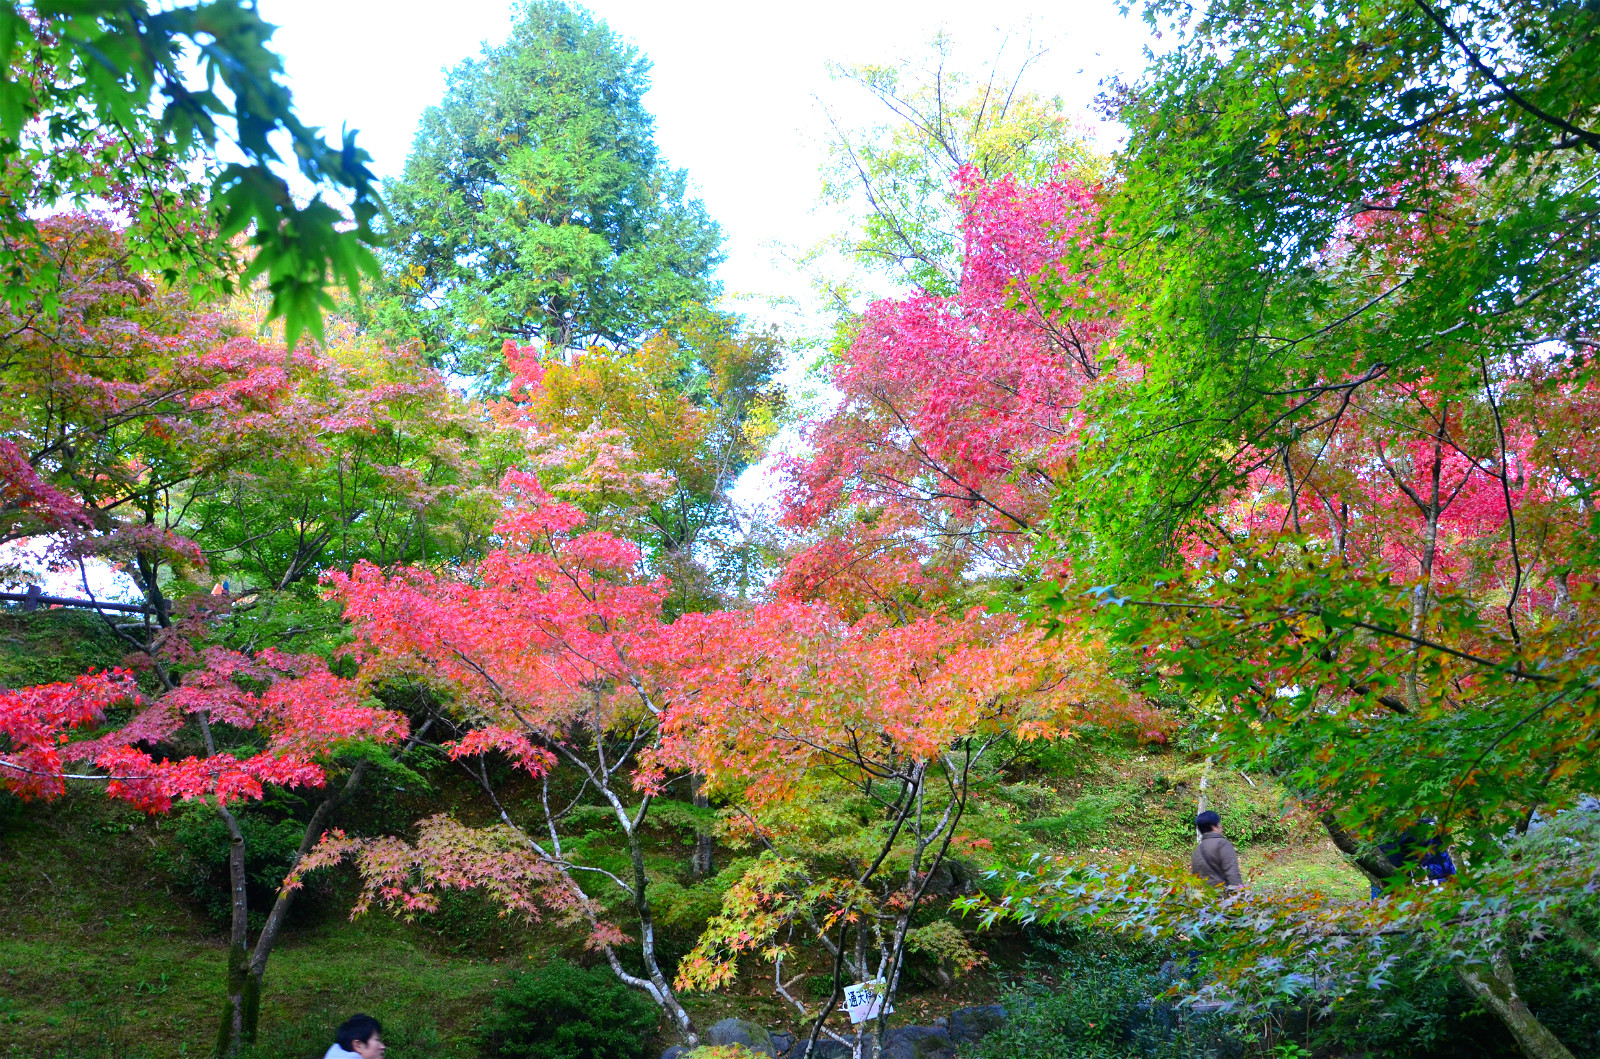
top-left (382, 0), bottom-right (723, 380)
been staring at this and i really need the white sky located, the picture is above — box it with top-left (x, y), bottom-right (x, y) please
top-left (255, 0), bottom-right (1153, 320)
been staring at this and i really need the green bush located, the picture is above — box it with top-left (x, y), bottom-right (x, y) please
top-left (476, 960), bottom-right (659, 1059)
top-left (154, 799), bottom-right (308, 930)
top-left (1307, 941), bottom-right (1600, 1058)
top-left (977, 934), bottom-right (1227, 1059)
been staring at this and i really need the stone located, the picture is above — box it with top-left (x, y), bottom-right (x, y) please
top-left (785, 1039), bottom-right (851, 1059)
top-left (918, 859), bottom-right (978, 897)
top-left (946, 1005), bottom-right (1007, 1046)
top-left (881, 1025), bottom-right (956, 1059)
top-left (707, 1018), bottom-right (780, 1059)
top-left (660, 1047), bottom-right (686, 1059)
top-left (770, 1031), bottom-right (796, 1057)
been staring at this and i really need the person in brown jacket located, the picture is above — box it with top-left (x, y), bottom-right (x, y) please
top-left (1191, 810), bottom-right (1242, 889)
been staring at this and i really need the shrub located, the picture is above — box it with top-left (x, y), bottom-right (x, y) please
top-left (154, 799), bottom-right (308, 930)
top-left (476, 960), bottom-right (659, 1059)
top-left (977, 934), bottom-right (1229, 1059)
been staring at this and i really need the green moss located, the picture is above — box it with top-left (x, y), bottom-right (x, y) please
top-left (0, 608), bottom-right (129, 689)
top-left (0, 792), bottom-right (514, 1059)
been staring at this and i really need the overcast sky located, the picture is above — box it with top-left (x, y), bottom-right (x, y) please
top-left (255, 0), bottom-right (1154, 321)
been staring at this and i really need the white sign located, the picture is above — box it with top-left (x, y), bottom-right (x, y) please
top-left (843, 980), bottom-right (893, 1025)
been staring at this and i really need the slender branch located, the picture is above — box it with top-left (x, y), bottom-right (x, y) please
top-left (1413, 0), bottom-right (1600, 151)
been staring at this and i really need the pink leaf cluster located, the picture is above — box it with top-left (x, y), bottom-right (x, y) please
top-left (0, 437), bottom-right (89, 538)
top-left (1, 647), bottom-right (405, 813)
top-left (285, 816), bottom-right (596, 935)
top-left (1210, 371), bottom-right (1597, 619)
top-left (329, 480), bottom-right (666, 734)
top-left (785, 170), bottom-right (1117, 572)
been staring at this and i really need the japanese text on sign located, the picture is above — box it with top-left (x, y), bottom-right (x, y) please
top-left (843, 980), bottom-right (893, 1024)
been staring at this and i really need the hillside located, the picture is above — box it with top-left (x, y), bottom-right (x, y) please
top-left (0, 608), bottom-right (1375, 1059)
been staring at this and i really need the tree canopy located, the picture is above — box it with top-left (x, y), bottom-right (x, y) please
top-left (1048, 0), bottom-right (1600, 580)
top-left (381, 0), bottom-right (724, 379)
top-left (0, 1), bottom-right (385, 350)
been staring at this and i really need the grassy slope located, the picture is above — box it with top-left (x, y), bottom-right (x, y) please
top-left (1, 608), bottom-right (1366, 1058)
top-left (0, 608), bottom-right (129, 689)
top-left (0, 790), bottom-right (507, 1059)
top-left (1002, 741), bottom-right (1369, 899)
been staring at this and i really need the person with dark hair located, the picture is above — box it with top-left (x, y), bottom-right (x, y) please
top-left (1191, 810), bottom-right (1242, 890)
top-left (325, 1014), bottom-right (385, 1059)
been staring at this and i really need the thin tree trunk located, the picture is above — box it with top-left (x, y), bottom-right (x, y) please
top-left (623, 812), bottom-right (698, 1042)
top-left (691, 771), bottom-right (713, 878)
top-left (214, 800), bottom-right (255, 1058)
top-left (1406, 435), bottom-right (1445, 709)
top-left (241, 756), bottom-right (374, 1041)
top-left (541, 723), bottom-right (700, 1046)
top-left (194, 708), bottom-right (254, 1059)
top-left (1456, 954), bottom-right (1576, 1059)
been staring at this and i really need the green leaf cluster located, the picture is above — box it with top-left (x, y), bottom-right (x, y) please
top-left (0, 1), bottom-right (386, 349)
top-left (1051, 0), bottom-right (1600, 578)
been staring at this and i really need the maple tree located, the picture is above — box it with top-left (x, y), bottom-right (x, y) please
top-left (0, 215), bottom-right (466, 1053)
top-left (283, 447), bottom-right (1151, 1055)
top-left (0, 215), bottom-right (503, 650)
top-left (700, 163), bottom-right (1153, 1056)
top-left (0, 215), bottom-right (318, 622)
top-left (1023, 360), bottom-right (1600, 1053)
top-left (1054, 0), bottom-right (1600, 579)
top-left (184, 320), bottom-right (507, 601)
top-left (660, 599), bottom-right (1150, 1056)
top-left (489, 318), bottom-right (785, 875)
top-left (1008, 2), bottom-right (1600, 1052)
top-left (0, 622), bottom-right (407, 1055)
top-left (293, 471), bottom-right (708, 1042)
top-left (786, 169), bottom-right (1116, 596)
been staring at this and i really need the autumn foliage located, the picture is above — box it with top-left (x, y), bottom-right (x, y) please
top-left (0, 647), bottom-right (403, 810)
top-left (8, 13), bottom-right (1600, 1056)
top-left (786, 171), bottom-right (1115, 577)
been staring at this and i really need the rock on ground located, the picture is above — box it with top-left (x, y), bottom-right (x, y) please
top-left (947, 1004), bottom-right (1008, 1045)
top-left (706, 1017), bottom-right (781, 1058)
top-left (881, 1025), bottom-right (956, 1059)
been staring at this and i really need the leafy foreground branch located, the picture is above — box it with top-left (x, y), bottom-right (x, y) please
top-left (968, 805), bottom-right (1600, 1059)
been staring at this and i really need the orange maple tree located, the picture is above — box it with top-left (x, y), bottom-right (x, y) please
top-left (658, 598), bottom-right (1149, 1053)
